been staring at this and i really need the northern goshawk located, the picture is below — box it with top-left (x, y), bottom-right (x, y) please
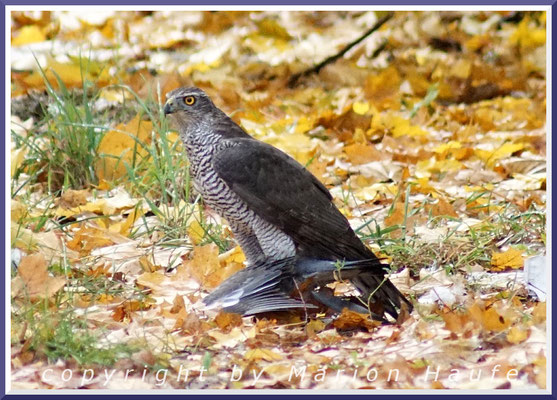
top-left (164, 87), bottom-right (411, 319)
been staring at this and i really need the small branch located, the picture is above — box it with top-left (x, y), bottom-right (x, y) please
top-left (288, 12), bottom-right (394, 88)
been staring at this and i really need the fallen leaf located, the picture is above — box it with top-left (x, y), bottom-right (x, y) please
top-left (95, 114), bottom-right (154, 181)
top-left (344, 143), bottom-right (386, 164)
top-left (476, 142), bottom-right (525, 168)
top-left (491, 248), bottom-right (524, 271)
top-left (187, 220), bottom-right (206, 245)
top-left (506, 326), bottom-right (529, 344)
top-left (245, 348), bottom-right (283, 362)
top-left (333, 308), bottom-right (379, 331)
top-left (12, 25), bottom-right (46, 46)
top-left (214, 312), bottom-right (243, 333)
top-left (12, 253), bottom-right (66, 301)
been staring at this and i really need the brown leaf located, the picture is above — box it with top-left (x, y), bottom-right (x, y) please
top-left (430, 197), bottom-right (458, 218)
top-left (111, 300), bottom-right (152, 322)
top-left (305, 319), bottom-right (326, 339)
top-left (170, 295), bottom-right (185, 314)
top-left (333, 308), bottom-right (379, 332)
top-left (344, 143), bottom-right (386, 165)
top-left (182, 312), bottom-right (210, 335)
top-left (214, 311), bottom-right (243, 333)
top-left (66, 225), bottom-right (117, 254)
top-left (58, 189), bottom-right (89, 209)
top-left (13, 253), bottom-right (66, 301)
top-left (364, 66), bottom-right (401, 109)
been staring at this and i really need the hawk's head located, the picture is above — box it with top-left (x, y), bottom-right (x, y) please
top-left (164, 87), bottom-right (217, 130)
top-left (163, 86), bottom-right (252, 142)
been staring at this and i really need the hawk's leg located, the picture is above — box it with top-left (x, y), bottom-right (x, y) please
top-left (311, 287), bottom-right (386, 321)
top-left (228, 221), bottom-right (267, 265)
top-left (253, 220), bottom-right (296, 260)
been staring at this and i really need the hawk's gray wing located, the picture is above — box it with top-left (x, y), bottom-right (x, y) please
top-left (212, 138), bottom-right (380, 264)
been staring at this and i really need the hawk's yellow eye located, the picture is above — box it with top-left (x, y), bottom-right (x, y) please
top-left (184, 96), bottom-right (196, 106)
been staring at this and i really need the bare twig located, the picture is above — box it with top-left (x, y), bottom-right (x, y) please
top-left (288, 12), bottom-right (394, 88)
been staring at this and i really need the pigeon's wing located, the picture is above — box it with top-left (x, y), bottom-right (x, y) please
top-left (213, 139), bottom-right (378, 262)
top-left (222, 292), bottom-right (308, 316)
top-left (203, 261), bottom-right (284, 308)
top-left (203, 258), bottom-right (312, 316)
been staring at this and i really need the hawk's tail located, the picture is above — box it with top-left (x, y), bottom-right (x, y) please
top-left (352, 272), bottom-right (412, 321)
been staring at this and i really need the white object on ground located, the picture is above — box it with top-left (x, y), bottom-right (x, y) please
top-left (524, 255), bottom-right (546, 302)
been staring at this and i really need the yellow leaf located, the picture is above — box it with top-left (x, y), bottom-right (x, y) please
top-left (482, 307), bottom-right (511, 332)
top-left (54, 199), bottom-right (106, 218)
top-left (510, 17), bottom-right (546, 49)
top-left (96, 179), bottom-right (112, 191)
top-left (11, 147), bottom-right (27, 177)
top-left (294, 116), bottom-right (314, 134)
top-left (306, 319), bottom-right (326, 338)
top-left (245, 348), bottom-right (283, 362)
top-left (58, 189), bottom-right (89, 209)
top-left (138, 255), bottom-right (157, 273)
top-left (183, 244), bottom-right (222, 289)
top-left (465, 34), bottom-right (490, 52)
top-left (354, 183), bottom-right (397, 202)
top-left (256, 18), bottom-right (292, 40)
top-left (11, 200), bottom-right (27, 222)
top-left (449, 59), bottom-right (471, 80)
top-left (534, 355), bottom-right (546, 389)
top-left (95, 114), bottom-right (153, 181)
top-left (416, 158), bottom-right (462, 178)
top-left (464, 184), bottom-right (494, 192)
top-left (532, 302), bottom-right (546, 324)
top-left (187, 220), bottom-right (206, 245)
top-left (384, 200), bottom-right (405, 236)
top-left (430, 197), bottom-right (458, 218)
top-left (389, 116), bottom-right (428, 138)
top-left (23, 61), bottom-right (85, 90)
top-left (11, 223), bottom-right (38, 250)
top-left (12, 25), bottom-right (46, 46)
top-left (352, 102), bottom-right (370, 115)
top-left (66, 225), bottom-right (118, 253)
top-left (119, 208), bottom-right (144, 236)
top-left (475, 142), bottom-right (525, 168)
top-left (265, 131), bottom-right (313, 165)
top-left (507, 326), bottom-right (529, 344)
top-left (491, 248), bottom-right (524, 271)
top-left (219, 245), bottom-right (246, 265)
top-left (433, 141), bottom-right (461, 154)
top-left (364, 66), bottom-right (401, 106)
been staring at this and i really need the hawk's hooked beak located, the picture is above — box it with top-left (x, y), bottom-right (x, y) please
top-left (163, 98), bottom-right (176, 115)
